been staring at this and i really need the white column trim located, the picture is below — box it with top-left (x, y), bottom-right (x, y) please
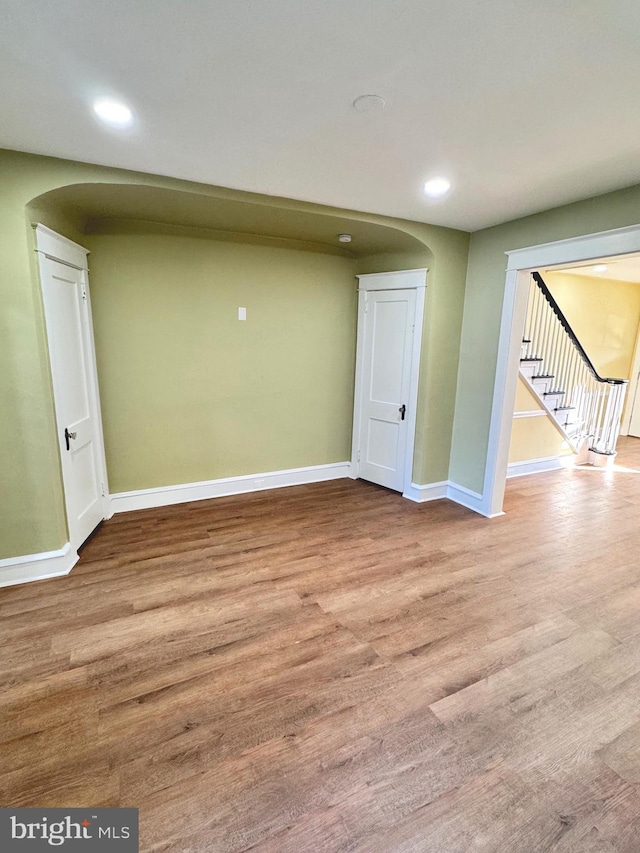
top-left (402, 479), bottom-right (503, 518)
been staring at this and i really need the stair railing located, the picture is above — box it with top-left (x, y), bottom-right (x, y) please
top-left (523, 272), bottom-right (628, 456)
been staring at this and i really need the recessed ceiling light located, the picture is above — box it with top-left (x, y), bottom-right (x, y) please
top-left (338, 234), bottom-right (352, 243)
top-left (352, 95), bottom-right (385, 113)
top-left (93, 98), bottom-right (133, 127)
top-left (423, 177), bottom-right (451, 199)
top-left (592, 264), bottom-right (608, 274)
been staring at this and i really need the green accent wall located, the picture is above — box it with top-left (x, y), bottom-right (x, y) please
top-left (450, 184), bottom-right (640, 494)
top-left (0, 148), bottom-right (469, 560)
top-left (87, 228), bottom-right (358, 492)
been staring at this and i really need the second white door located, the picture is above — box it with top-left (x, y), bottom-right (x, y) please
top-left (357, 288), bottom-right (416, 491)
top-left (38, 236), bottom-right (107, 550)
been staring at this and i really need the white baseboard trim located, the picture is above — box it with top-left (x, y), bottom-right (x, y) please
top-left (507, 455), bottom-right (574, 479)
top-left (513, 409), bottom-right (547, 419)
top-left (110, 461), bottom-right (352, 513)
top-left (446, 481), bottom-right (498, 516)
top-left (403, 481), bottom-right (449, 502)
top-left (0, 543), bottom-right (78, 589)
top-left (402, 479), bottom-right (501, 518)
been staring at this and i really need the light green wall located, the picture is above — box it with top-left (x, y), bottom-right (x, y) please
top-left (0, 148), bottom-right (469, 560)
top-left (87, 230), bottom-right (357, 491)
top-left (450, 184), bottom-right (640, 494)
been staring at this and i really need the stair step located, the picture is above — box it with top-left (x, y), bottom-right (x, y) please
top-left (520, 358), bottom-right (542, 379)
top-left (531, 374), bottom-right (554, 393)
top-left (543, 391), bottom-right (565, 407)
top-left (554, 406), bottom-right (580, 428)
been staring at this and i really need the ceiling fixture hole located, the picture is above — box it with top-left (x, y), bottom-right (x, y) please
top-left (352, 95), bottom-right (386, 113)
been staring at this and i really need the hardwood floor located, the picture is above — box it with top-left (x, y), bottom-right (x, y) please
top-left (3, 437), bottom-right (640, 851)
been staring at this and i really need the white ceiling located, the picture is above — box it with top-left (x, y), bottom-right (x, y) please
top-left (2, 0), bottom-right (640, 231)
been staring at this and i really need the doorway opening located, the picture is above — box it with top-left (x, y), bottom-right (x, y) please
top-left (507, 255), bottom-right (640, 480)
top-left (484, 224), bottom-right (640, 517)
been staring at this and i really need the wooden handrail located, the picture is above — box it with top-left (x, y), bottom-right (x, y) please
top-left (532, 272), bottom-right (627, 386)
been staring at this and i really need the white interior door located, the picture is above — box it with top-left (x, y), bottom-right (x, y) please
top-left (357, 288), bottom-right (416, 491)
top-left (39, 245), bottom-right (107, 548)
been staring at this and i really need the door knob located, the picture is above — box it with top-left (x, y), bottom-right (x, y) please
top-left (399, 404), bottom-right (406, 421)
top-left (64, 427), bottom-right (77, 451)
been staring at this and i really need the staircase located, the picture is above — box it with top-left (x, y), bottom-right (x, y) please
top-left (520, 272), bottom-right (628, 464)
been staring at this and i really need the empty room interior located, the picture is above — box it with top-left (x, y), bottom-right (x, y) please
top-left (3, 2), bottom-right (640, 851)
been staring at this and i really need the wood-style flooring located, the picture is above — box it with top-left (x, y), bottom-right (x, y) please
top-left (3, 438), bottom-right (640, 851)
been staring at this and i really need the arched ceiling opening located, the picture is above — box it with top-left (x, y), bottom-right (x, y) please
top-left (27, 183), bottom-right (431, 261)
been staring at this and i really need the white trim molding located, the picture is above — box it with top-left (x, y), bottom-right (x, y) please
top-left (513, 410), bottom-right (547, 419)
top-left (110, 462), bottom-right (351, 513)
top-left (0, 543), bottom-right (78, 589)
top-left (355, 268), bottom-right (429, 290)
top-left (505, 225), bottom-right (640, 272)
top-left (447, 481), bottom-right (502, 517)
top-left (402, 480), bottom-right (448, 503)
top-left (507, 455), bottom-right (575, 479)
top-left (33, 223), bottom-right (89, 270)
top-left (403, 479), bottom-right (503, 518)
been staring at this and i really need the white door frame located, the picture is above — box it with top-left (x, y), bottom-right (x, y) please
top-left (621, 318), bottom-right (640, 436)
top-left (483, 223), bottom-right (640, 517)
top-left (34, 224), bottom-right (110, 549)
top-left (351, 268), bottom-right (427, 498)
